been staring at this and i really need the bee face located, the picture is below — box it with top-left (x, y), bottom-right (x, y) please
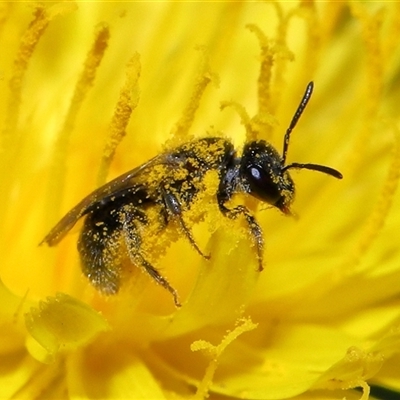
top-left (240, 140), bottom-right (294, 214)
top-left (41, 82), bottom-right (343, 307)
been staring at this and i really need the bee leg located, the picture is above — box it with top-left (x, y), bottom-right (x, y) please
top-left (219, 204), bottom-right (264, 271)
top-left (136, 255), bottom-right (181, 307)
top-left (78, 217), bottom-right (122, 295)
top-left (121, 213), bottom-right (181, 307)
top-left (161, 189), bottom-right (210, 260)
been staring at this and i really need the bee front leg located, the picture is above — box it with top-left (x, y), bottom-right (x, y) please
top-left (161, 189), bottom-right (210, 260)
top-left (218, 204), bottom-right (264, 271)
top-left (121, 211), bottom-right (181, 307)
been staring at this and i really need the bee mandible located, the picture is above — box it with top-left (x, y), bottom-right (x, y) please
top-left (41, 82), bottom-right (342, 307)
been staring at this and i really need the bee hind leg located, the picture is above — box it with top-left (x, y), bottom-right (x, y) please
top-left (137, 255), bottom-right (181, 307)
top-left (122, 214), bottom-right (181, 307)
top-left (162, 189), bottom-right (210, 260)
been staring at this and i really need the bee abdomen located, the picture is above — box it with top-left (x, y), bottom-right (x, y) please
top-left (78, 216), bottom-right (122, 295)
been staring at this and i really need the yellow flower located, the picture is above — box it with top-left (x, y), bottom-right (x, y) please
top-left (1, 2), bottom-right (400, 399)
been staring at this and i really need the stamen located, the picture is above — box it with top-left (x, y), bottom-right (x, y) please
top-left (46, 23), bottom-right (110, 226)
top-left (97, 53), bottom-right (141, 185)
top-left (246, 24), bottom-right (273, 129)
top-left (343, 122), bottom-right (400, 271)
top-left (192, 317), bottom-right (257, 400)
top-left (0, 3), bottom-right (74, 234)
top-left (171, 46), bottom-right (218, 142)
top-left (220, 101), bottom-right (253, 139)
top-left (3, 5), bottom-right (53, 142)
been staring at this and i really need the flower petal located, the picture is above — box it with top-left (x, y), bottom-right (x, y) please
top-left (25, 293), bottom-right (109, 362)
top-left (67, 345), bottom-right (165, 399)
top-left (163, 225), bottom-right (260, 338)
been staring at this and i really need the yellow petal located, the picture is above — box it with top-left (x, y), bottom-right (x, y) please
top-left (0, 279), bottom-right (27, 354)
top-left (67, 346), bottom-right (165, 399)
top-left (25, 293), bottom-right (109, 362)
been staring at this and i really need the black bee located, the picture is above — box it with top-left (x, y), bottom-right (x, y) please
top-left (41, 82), bottom-right (342, 307)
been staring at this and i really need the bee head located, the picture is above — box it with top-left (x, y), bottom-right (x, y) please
top-left (240, 140), bottom-right (294, 214)
top-left (239, 82), bottom-right (342, 215)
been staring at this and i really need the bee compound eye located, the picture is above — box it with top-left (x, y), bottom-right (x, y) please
top-left (246, 165), bottom-right (281, 205)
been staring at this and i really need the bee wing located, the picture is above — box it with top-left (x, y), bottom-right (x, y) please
top-left (41, 152), bottom-right (178, 246)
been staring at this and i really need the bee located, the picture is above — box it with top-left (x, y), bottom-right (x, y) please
top-left (41, 82), bottom-right (342, 307)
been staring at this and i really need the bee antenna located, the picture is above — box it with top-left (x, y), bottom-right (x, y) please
top-left (282, 162), bottom-right (343, 179)
top-left (281, 81), bottom-right (314, 165)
